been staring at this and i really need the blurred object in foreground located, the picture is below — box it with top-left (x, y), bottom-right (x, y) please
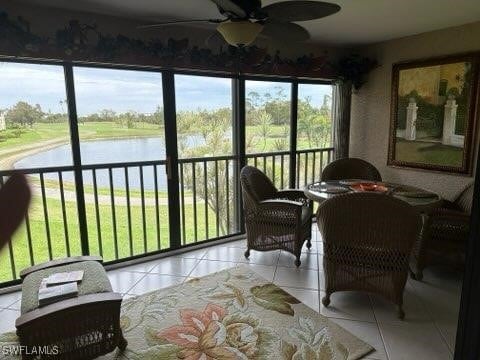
top-left (0, 173), bottom-right (31, 250)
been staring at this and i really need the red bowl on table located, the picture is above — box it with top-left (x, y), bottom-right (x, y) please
top-left (350, 182), bottom-right (389, 193)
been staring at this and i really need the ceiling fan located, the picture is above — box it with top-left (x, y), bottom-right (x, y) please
top-left (139, 0), bottom-right (341, 47)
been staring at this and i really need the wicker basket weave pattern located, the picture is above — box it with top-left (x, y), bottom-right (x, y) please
top-left (415, 183), bottom-right (473, 276)
top-left (240, 166), bottom-right (313, 267)
top-left (317, 192), bottom-right (421, 319)
top-left (321, 158), bottom-right (382, 182)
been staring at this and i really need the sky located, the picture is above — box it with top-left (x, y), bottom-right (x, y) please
top-left (0, 62), bottom-right (332, 116)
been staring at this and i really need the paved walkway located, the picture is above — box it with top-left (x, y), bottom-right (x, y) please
top-left (31, 184), bottom-right (197, 206)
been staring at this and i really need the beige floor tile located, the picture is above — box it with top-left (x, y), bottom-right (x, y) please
top-left (330, 318), bottom-right (387, 360)
top-left (0, 309), bottom-right (19, 333)
top-left (281, 286), bottom-right (320, 312)
top-left (112, 260), bottom-right (160, 273)
top-left (224, 239), bottom-right (247, 248)
top-left (302, 240), bottom-right (323, 254)
top-left (371, 284), bottom-right (431, 325)
top-left (241, 263), bottom-right (276, 282)
top-left (189, 259), bottom-right (237, 277)
top-left (379, 321), bottom-right (452, 360)
top-left (174, 248), bottom-right (207, 259)
top-left (150, 257), bottom-right (199, 276)
top-left (107, 270), bottom-right (145, 294)
top-left (277, 251), bottom-right (318, 270)
top-left (128, 273), bottom-right (185, 295)
top-left (273, 267), bottom-right (319, 290)
top-left (320, 291), bottom-right (376, 323)
top-left (204, 246), bottom-right (246, 262)
top-left (0, 292), bottom-right (21, 309)
top-left (239, 249), bottom-right (280, 266)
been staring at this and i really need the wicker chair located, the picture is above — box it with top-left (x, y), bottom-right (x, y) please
top-left (16, 257), bottom-right (127, 359)
top-left (317, 192), bottom-right (421, 319)
top-left (321, 157), bottom-right (382, 181)
top-left (240, 166), bottom-right (313, 267)
top-left (414, 183), bottom-right (473, 278)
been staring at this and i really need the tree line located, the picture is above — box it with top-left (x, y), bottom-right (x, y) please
top-left (2, 88), bottom-right (331, 149)
top-left (0, 101), bottom-right (165, 128)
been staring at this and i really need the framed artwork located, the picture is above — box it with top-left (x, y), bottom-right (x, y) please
top-left (388, 53), bottom-right (480, 174)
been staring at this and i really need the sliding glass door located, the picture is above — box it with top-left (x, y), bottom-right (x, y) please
top-left (296, 83), bottom-right (334, 187)
top-left (0, 62), bottom-right (80, 282)
top-left (174, 74), bottom-right (240, 245)
top-left (0, 58), bottom-right (335, 287)
top-left (72, 67), bottom-right (170, 261)
top-left (245, 80), bottom-right (292, 189)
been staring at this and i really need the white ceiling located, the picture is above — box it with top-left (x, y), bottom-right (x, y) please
top-left (14, 0), bottom-right (480, 45)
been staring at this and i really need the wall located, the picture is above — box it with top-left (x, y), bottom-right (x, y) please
top-left (350, 21), bottom-right (480, 200)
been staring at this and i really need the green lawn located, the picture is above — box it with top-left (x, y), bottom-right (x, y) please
top-left (395, 138), bottom-right (463, 167)
top-left (0, 193), bottom-right (225, 283)
top-left (79, 121), bottom-right (164, 140)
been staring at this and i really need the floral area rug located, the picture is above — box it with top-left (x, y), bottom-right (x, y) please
top-left (0, 265), bottom-right (373, 359)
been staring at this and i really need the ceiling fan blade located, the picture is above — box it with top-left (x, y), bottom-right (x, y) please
top-left (261, 21), bottom-right (310, 42)
top-left (209, 0), bottom-right (247, 18)
top-left (205, 31), bottom-right (227, 48)
top-left (262, 1), bottom-right (341, 22)
top-left (138, 19), bottom-right (222, 29)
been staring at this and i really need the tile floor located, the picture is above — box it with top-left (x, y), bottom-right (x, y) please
top-left (0, 229), bottom-right (461, 359)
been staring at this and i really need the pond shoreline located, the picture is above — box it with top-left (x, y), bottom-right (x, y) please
top-left (1, 134), bottom-right (166, 170)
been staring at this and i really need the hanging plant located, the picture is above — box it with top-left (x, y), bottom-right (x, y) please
top-left (332, 54), bottom-right (378, 90)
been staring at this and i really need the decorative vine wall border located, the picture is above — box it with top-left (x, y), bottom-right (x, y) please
top-left (0, 11), bottom-right (334, 78)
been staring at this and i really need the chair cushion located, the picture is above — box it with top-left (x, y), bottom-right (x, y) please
top-left (240, 166), bottom-right (277, 202)
top-left (21, 261), bottom-right (112, 314)
top-left (301, 205), bottom-right (313, 224)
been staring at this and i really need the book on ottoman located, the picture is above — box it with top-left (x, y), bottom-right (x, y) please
top-left (45, 270), bottom-right (84, 286)
top-left (38, 282), bottom-right (79, 307)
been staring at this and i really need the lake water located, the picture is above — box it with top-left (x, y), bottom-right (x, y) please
top-left (14, 136), bottom-right (204, 191)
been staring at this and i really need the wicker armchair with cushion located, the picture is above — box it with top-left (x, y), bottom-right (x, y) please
top-left (321, 157), bottom-right (382, 182)
top-left (240, 166), bottom-right (313, 267)
top-left (413, 183), bottom-right (473, 278)
top-left (317, 192), bottom-right (421, 319)
top-left (16, 256), bottom-right (127, 359)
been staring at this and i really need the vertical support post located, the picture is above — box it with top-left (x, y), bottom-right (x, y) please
top-left (289, 81), bottom-right (298, 189)
top-left (405, 97), bottom-right (418, 141)
top-left (233, 77), bottom-right (246, 233)
top-left (443, 96), bottom-right (459, 146)
top-left (64, 64), bottom-right (89, 256)
top-left (162, 71), bottom-right (182, 249)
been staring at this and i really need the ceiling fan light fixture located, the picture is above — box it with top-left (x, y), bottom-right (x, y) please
top-left (217, 20), bottom-right (263, 47)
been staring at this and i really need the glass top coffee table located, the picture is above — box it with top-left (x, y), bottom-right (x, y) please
top-left (304, 179), bottom-right (443, 213)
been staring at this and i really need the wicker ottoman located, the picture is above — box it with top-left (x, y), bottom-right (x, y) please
top-left (15, 256), bottom-right (127, 359)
